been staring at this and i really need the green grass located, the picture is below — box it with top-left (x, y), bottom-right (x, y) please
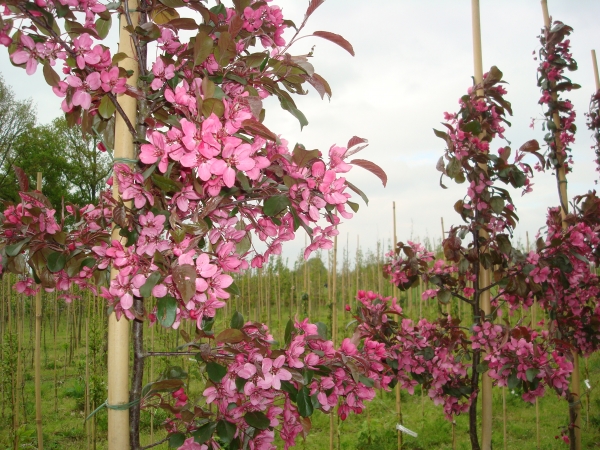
top-left (1, 287), bottom-right (600, 449)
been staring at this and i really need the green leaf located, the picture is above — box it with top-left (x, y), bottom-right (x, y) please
top-left (292, 144), bottom-right (320, 168)
top-left (206, 362), bottom-right (227, 383)
top-left (191, 422), bottom-right (216, 444)
top-left (157, 296), bottom-right (177, 328)
top-left (280, 380), bottom-right (297, 402)
top-left (98, 95), bottom-right (116, 119)
top-left (224, 281), bottom-right (241, 296)
top-left (437, 289), bottom-right (451, 304)
top-left (490, 196), bottom-right (504, 214)
top-left (95, 16), bottom-right (111, 39)
top-left (235, 377), bottom-right (246, 393)
top-left (168, 432), bottom-right (186, 448)
top-left (297, 386), bottom-right (314, 417)
top-left (315, 322), bottom-right (327, 340)
top-left (151, 174), bottom-right (182, 193)
top-left (140, 272), bottom-right (161, 298)
top-left (279, 97), bottom-right (308, 129)
top-left (6, 238), bottom-right (30, 257)
top-left (359, 375), bottom-right (374, 388)
top-left (462, 120), bottom-right (481, 135)
top-left (284, 319), bottom-right (293, 346)
top-left (526, 368), bottom-right (539, 383)
top-left (433, 128), bottom-right (449, 140)
top-left (47, 252), bottom-right (67, 273)
top-left (346, 181), bottom-right (369, 206)
top-left (507, 371), bottom-right (520, 389)
top-left (246, 52), bottom-right (268, 68)
top-left (159, 0), bottom-right (186, 6)
top-left (202, 98), bottom-right (225, 118)
top-left (244, 411), bottom-right (270, 430)
top-left (263, 195), bottom-right (291, 217)
top-left (80, 257), bottom-right (96, 269)
top-left (216, 420), bottom-right (236, 444)
top-left (422, 347), bottom-right (435, 361)
top-left (347, 200), bottom-right (359, 213)
top-left (230, 311), bottom-right (244, 329)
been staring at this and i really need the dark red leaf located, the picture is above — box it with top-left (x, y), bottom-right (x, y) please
top-left (312, 31), bottom-right (355, 56)
top-left (167, 18), bottom-right (198, 30)
top-left (172, 264), bottom-right (197, 303)
top-left (12, 166), bottom-right (29, 192)
top-left (306, 73), bottom-right (331, 100)
top-left (346, 136), bottom-right (368, 157)
top-left (305, 0), bottom-right (325, 19)
top-left (241, 119), bottom-right (277, 141)
top-left (228, 13), bottom-right (244, 37)
top-left (42, 62), bottom-right (61, 87)
top-left (519, 139), bottom-right (540, 153)
top-left (350, 159), bottom-right (387, 187)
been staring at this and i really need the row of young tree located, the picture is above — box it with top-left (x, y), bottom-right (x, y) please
top-left (0, 0), bottom-right (599, 450)
top-left (0, 75), bottom-right (111, 207)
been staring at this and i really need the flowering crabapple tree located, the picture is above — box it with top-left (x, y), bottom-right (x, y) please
top-left (0, 0), bottom-right (389, 448)
top-left (381, 22), bottom-right (600, 449)
top-left (382, 62), bottom-right (599, 449)
top-left (535, 20), bottom-right (600, 447)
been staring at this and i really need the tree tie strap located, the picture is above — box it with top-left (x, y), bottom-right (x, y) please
top-left (85, 398), bottom-right (140, 422)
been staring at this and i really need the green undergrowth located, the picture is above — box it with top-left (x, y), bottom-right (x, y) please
top-left (1, 289), bottom-right (599, 449)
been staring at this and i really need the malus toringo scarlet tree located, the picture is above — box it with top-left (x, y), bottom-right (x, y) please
top-left (0, 0), bottom-right (389, 448)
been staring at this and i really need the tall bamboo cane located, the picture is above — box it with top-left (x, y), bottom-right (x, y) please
top-left (471, 1), bottom-right (493, 448)
top-left (540, 2), bottom-right (581, 449)
top-left (34, 173), bottom-right (43, 450)
top-left (329, 227), bottom-right (338, 450)
top-left (107, 1), bottom-right (139, 447)
top-left (393, 202), bottom-right (403, 450)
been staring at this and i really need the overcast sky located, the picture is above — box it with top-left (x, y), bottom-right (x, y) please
top-left (3, 0), bottom-right (600, 267)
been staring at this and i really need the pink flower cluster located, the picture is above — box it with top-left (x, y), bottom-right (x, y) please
top-left (151, 316), bottom-right (385, 449)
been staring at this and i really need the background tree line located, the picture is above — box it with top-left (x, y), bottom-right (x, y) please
top-left (0, 74), bottom-right (111, 209)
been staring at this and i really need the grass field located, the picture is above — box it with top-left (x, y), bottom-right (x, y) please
top-left (1, 269), bottom-right (600, 449)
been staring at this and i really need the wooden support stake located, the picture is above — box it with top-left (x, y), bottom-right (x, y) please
top-left (471, 1), bottom-right (492, 449)
top-left (34, 173), bottom-right (43, 450)
top-left (107, 1), bottom-right (139, 447)
top-left (540, 3), bottom-right (581, 449)
top-left (330, 227), bottom-right (338, 450)
top-left (592, 50), bottom-right (600, 90)
top-left (393, 202), bottom-right (403, 450)
top-left (503, 388), bottom-right (507, 450)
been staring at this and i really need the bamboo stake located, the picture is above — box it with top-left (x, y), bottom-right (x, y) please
top-left (441, 217), bottom-right (450, 316)
top-left (107, 1), bottom-right (139, 446)
top-left (34, 173), bottom-right (43, 450)
top-left (355, 236), bottom-right (360, 308)
top-left (393, 202), bottom-right (403, 450)
top-left (53, 292), bottom-right (58, 413)
top-left (330, 227), bottom-right (338, 450)
top-left (0, 276), bottom-right (4, 421)
top-left (85, 297), bottom-right (91, 450)
top-left (593, 50), bottom-right (600, 90)
top-left (15, 291), bottom-right (22, 450)
top-left (277, 265), bottom-right (282, 340)
top-left (503, 388), bottom-right (507, 450)
top-left (471, 1), bottom-right (493, 449)
top-left (540, 3), bottom-right (581, 449)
